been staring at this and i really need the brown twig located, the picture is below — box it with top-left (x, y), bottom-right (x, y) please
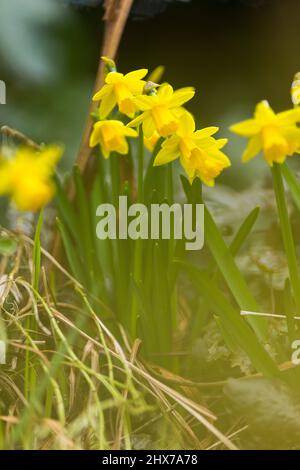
top-left (0, 126), bottom-right (41, 150)
top-left (68, 0), bottom-right (134, 198)
top-left (51, 0), bottom-right (134, 260)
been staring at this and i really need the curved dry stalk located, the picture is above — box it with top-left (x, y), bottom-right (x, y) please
top-left (69, 0), bottom-right (134, 198)
top-left (0, 126), bottom-right (41, 150)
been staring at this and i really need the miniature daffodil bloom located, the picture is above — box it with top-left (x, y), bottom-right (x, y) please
top-left (230, 100), bottom-right (300, 165)
top-left (291, 72), bottom-right (300, 106)
top-left (154, 112), bottom-right (230, 186)
top-left (0, 145), bottom-right (62, 212)
top-left (90, 120), bottom-right (138, 158)
top-left (128, 84), bottom-right (195, 138)
top-left (93, 68), bottom-right (148, 119)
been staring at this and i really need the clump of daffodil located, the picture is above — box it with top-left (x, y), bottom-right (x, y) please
top-left (92, 57), bottom-right (148, 118)
top-left (0, 145), bottom-right (62, 212)
top-left (89, 119), bottom-right (138, 158)
top-left (128, 83), bottom-right (195, 138)
top-left (154, 112), bottom-right (230, 186)
top-left (230, 100), bottom-right (300, 165)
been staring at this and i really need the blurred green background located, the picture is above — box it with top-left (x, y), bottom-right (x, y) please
top-left (0, 0), bottom-right (300, 188)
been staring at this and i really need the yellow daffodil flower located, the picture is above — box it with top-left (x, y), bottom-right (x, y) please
top-left (230, 100), bottom-right (300, 165)
top-left (154, 112), bottom-right (230, 186)
top-left (128, 83), bottom-right (195, 138)
top-left (93, 68), bottom-right (148, 119)
top-left (90, 120), bottom-right (138, 158)
top-left (0, 145), bottom-right (62, 212)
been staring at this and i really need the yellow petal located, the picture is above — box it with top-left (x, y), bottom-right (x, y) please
top-left (128, 112), bottom-right (146, 128)
top-left (242, 135), bottom-right (262, 162)
top-left (157, 84), bottom-right (174, 102)
top-left (89, 126), bottom-right (101, 147)
top-left (154, 142), bottom-right (179, 166)
top-left (134, 95), bottom-right (156, 111)
top-left (13, 179), bottom-right (54, 212)
top-left (230, 119), bottom-right (260, 137)
top-left (144, 132), bottom-right (160, 152)
top-left (282, 125), bottom-right (300, 144)
top-left (194, 127), bottom-right (219, 139)
top-left (105, 72), bottom-right (124, 84)
top-left (142, 116), bottom-right (156, 138)
top-left (215, 138), bottom-right (228, 150)
top-left (93, 84), bottom-right (110, 102)
top-left (168, 87), bottom-right (195, 108)
top-left (254, 100), bottom-right (275, 122)
top-left (180, 155), bottom-right (195, 182)
top-left (117, 138), bottom-right (129, 155)
top-left (124, 69), bottom-right (148, 81)
top-left (99, 91), bottom-right (116, 119)
top-left (177, 112), bottom-right (195, 135)
top-left (276, 107), bottom-right (300, 126)
top-left (123, 127), bottom-right (138, 138)
top-left (193, 136), bottom-right (219, 150)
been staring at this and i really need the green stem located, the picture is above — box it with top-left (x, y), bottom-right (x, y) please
top-left (167, 163), bottom-right (174, 204)
top-left (167, 163), bottom-right (174, 259)
top-left (137, 127), bottom-right (144, 202)
top-left (272, 163), bottom-right (300, 314)
top-left (130, 127), bottom-right (145, 338)
top-left (25, 210), bottom-right (44, 400)
top-left (110, 154), bottom-right (120, 207)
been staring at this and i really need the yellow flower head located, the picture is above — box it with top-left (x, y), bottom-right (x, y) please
top-left (128, 83), bottom-right (195, 138)
top-left (154, 112), bottom-right (230, 186)
top-left (89, 120), bottom-right (138, 158)
top-left (230, 100), bottom-right (300, 165)
top-left (291, 72), bottom-right (300, 106)
top-left (0, 145), bottom-right (62, 212)
top-left (93, 66), bottom-right (148, 119)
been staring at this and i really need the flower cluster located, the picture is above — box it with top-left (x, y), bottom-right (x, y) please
top-left (0, 145), bottom-right (62, 212)
top-left (90, 57), bottom-right (231, 186)
top-left (3, 62), bottom-right (300, 214)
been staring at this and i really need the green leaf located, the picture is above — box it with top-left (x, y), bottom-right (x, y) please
top-left (284, 279), bottom-right (297, 343)
top-left (281, 162), bottom-right (300, 213)
top-left (230, 207), bottom-right (260, 256)
top-left (0, 237), bottom-right (17, 256)
top-left (32, 210), bottom-right (43, 291)
top-left (56, 217), bottom-right (84, 283)
top-left (180, 177), bottom-right (267, 338)
top-left (54, 174), bottom-right (81, 247)
top-left (176, 260), bottom-right (278, 376)
top-left (203, 205), bottom-right (267, 339)
top-left (272, 163), bottom-right (300, 315)
top-left (73, 165), bottom-right (95, 282)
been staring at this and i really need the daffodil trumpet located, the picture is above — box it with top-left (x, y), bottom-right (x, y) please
top-left (128, 83), bottom-right (195, 138)
top-left (154, 112), bottom-right (230, 186)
